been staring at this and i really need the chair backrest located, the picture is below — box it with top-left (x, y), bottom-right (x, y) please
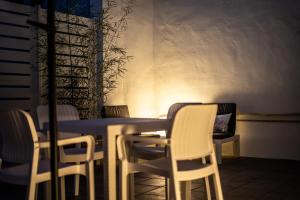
top-left (167, 102), bottom-right (202, 119)
top-left (36, 104), bottom-right (80, 130)
top-left (101, 105), bottom-right (130, 118)
top-left (168, 104), bottom-right (217, 160)
top-left (216, 103), bottom-right (236, 137)
top-left (0, 110), bottom-right (37, 164)
top-left (166, 102), bottom-right (202, 137)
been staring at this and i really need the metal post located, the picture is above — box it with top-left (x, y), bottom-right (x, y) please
top-left (95, 3), bottom-right (103, 116)
top-left (47, 0), bottom-right (59, 199)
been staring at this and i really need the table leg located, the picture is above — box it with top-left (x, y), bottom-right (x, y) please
top-left (104, 129), bottom-right (117, 200)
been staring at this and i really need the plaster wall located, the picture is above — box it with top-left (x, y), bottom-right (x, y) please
top-left (233, 122), bottom-right (300, 160)
top-left (107, 0), bottom-right (156, 117)
top-left (152, 0), bottom-right (300, 160)
top-left (108, 0), bottom-right (300, 159)
top-left (153, 0), bottom-right (300, 114)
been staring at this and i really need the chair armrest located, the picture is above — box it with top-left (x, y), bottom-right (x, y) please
top-left (37, 135), bottom-right (95, 161)
top-left (117, 135), bottom-right (169, 160)
top-left (139, 133), bottom-right (161, 138)
top-left (37, 131), bottom-right (47, 141)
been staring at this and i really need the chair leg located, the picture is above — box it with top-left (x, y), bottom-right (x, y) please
top-left (210, 153), bottom-right (224, 200)
top-left (129, 153), bottom-right (136, 200)
top-left (165, 178), bottom-right (170, 200)
top-left (170, 168), bottom-right (181, 200)
top-left (74, 174), bottom-right (80, 196)
top-left (233, 136), bottom-right (240, 157)
top-left (172, 179), bottom-right (181, 200)
top-left (215, 142), bottom-right (222, 164)
top-left (60, 177), bottom-right (66, 200)
top-left (181, 181), bottom-right (191, 200)
top-left (129, 174), bottom-right (135, 200)
top-left (35, 184), bottom-right (39, 200)
top-left (27, 181), bottom-right (37, 200)
top-left (212, 173), bottom-right (223, 200)
top-left (86, 162), bottom-right (95, 200)
top-left (119, 161), bottom-right (129, 200)
top-left (168, 178), bottom-right (175, 200)
top-left (202, 157), bottom-right (211, 200)
top-left (44, 181), bottom-right (51, 200)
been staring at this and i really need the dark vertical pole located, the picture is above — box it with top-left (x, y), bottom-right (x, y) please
top-left (47, 0), bottom-right (59, 199)
top-left (94, 1), bottom-right (103, 116)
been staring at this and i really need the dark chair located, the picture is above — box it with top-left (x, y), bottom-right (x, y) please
top-left (101, 105), bottom-right (161, 157)
top-left (213, 103), bottom-right (240, 164)
top-left (101, 105), bottom-right (130, 118)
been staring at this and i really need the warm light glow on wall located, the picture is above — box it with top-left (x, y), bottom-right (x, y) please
top-left (123, 75), bottom-right (219, 118)
top-left (156, 82), bottom-right (202, 116)
top-left (125, 87), bottom-right (157, 118)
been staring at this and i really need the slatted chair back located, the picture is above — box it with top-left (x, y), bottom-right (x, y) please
top-left (101, 105), bottom-right (130, 118)
top-left (168, 104), bottom-right (217, 160)
top-left (37, 105), bottom-right (80, 131)
top-left (166, 102), bottom-right (202, 137)
top-left (0, 109), bottom-right (36, 164)
top-left (166, 103), bottom-right (201, 119)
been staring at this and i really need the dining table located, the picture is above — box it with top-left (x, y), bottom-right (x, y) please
top-left (44, 117), bottom-right (171, 200)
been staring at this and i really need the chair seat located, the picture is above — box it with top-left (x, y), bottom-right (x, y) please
top-left (213, 134), bottom-right (239, 143)
top-left (59, 132), bottom-right (82, 139)
top-left (63, 146), bottom-right (103, 161)
top-left (213, 132), bottom-right (235, 139)
top-left (144, 158), bottom-right (209, 171)
top-left (132, 158), bottom-right (209, 177)
top-left (132, 145), bottom-right (165, 160)
top-left (0, 160), bottom-right (71, 185)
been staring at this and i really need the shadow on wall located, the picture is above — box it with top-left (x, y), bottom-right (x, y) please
top-left (153, 0), bottom-right (300, 116)
top-left (212, 90), bottom-right (300, 114)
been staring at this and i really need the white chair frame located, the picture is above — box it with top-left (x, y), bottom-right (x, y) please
top-left (36, 104), bottom-right (103, 196)
top-left (0, 110), bottom-right (95, 200)
top-left (117, 104), bottom-right (224, 200)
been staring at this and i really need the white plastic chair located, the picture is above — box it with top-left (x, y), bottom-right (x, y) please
top-left (117, 104), bottom-right (224, 200)
top-left (132, 103), bottom-right (212, 199)
top-left (36, 104), bottom-right (103, 196)
top-left (0, 109), bottom-right (95, 200)
top-left (133, 103), bottom-right (203, 160)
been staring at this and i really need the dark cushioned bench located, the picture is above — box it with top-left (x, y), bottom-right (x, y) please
top-left (213, 103), bottom-right (240, 164)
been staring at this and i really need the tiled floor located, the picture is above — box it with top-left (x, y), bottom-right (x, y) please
top-left (0, 157), bottom-right (299, 199)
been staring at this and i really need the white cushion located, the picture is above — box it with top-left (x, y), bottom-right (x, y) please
top-left (214, 113), bottom-right (232, 133)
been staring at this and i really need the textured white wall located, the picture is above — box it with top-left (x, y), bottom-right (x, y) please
top-left (107, 0), bottom-right (156, 117)
top-left (154, 0), bottom-right (300, 159)
top-left (108, 0), bottom-right (300, 159)
top-left (153, 0), bottom-right (300, 114)
top-left (151, 0), bottom-right (300, 160)
top-left (235, 122), bottom-right (300, 160)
